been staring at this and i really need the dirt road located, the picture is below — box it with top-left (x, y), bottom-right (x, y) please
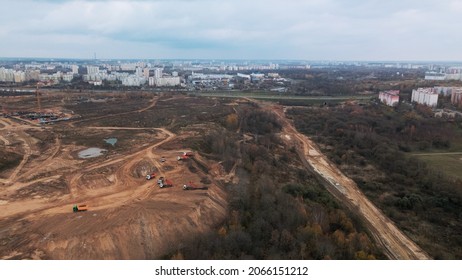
top-left (270, 104), bottom-right (431, 260)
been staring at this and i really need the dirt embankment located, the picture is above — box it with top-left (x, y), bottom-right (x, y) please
top-left (1, 183), bottom-right (227, 260)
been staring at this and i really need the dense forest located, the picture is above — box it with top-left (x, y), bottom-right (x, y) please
top-left (167, 104), bottom-right (384, 259)
top-left (289, 103), bottom-right (462, 259)
top-left (284, 68), bottom-right (425, 96)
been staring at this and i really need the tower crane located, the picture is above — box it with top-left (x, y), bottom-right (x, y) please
top-left (36, 82), bottom-right (45, 112)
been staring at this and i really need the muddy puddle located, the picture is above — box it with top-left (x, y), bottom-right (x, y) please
top-left (78, 147), bottom-right (107, 158)
top-left (104, 138), bottom-right (118, 146)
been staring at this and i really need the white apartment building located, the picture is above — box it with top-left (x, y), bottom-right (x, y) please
top-left (149, 76), bottom-right (180, 87)
top-left (425, 71), bottom-right (445, 80)
top-left (26, 70), bottom-right (40, 81)
top-left (71, 65), bottom-right (79, 74)
top-left (13, 71), bottom-right (26, 83)
top-left (0, 67), bottom-right (15, 82)
top-left (379, 90), bottom-right (400, 106)
top-left (237, 73), bottom-right (251, 80)
top-left (412, 88), bottom-right (439, 107)
top-left (148, 77), bottom-right (155, 86)
top-left (87, 66), bottom-right (99, 75)
top-left (451, 88), bottom-right (462, 108)
top-left (62, 74), bottom-right (74, 82)
top-left (434, 87), bottom-right (453, 96)
top-left (143, 68), bottom-right (150, 79)
top-left (135, 67), bottom-right (144, 77)
top-left (445, 67), bottom-right (462, 80)
top-left (154, 68), bottom-right (163, 78)
top-left (120, 63), bottom-right (137, 71)
top-left (122, 75), bottom-right (146, 86)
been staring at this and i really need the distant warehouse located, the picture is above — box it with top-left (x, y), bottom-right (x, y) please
top-left (379, 90), bottom-right (400, 106)
top-left (411, 88), bottom-right (439, 107)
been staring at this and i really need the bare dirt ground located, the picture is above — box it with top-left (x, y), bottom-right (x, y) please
top-left (0, 94), bottom-right (228, 259)
top-left (265, 102), bottom-right (431, 260)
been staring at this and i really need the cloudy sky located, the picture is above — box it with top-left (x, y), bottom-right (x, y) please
top-left (1, 0), bottom-right (461, 60)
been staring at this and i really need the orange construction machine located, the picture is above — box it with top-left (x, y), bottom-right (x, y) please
top-left (157, 177), bottom-right (173, 188)
top-left (72, 204), bottom-right (88, 212)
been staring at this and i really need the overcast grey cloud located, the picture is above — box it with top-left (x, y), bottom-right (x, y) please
top-left (0, 0), bottom-right (461, 60)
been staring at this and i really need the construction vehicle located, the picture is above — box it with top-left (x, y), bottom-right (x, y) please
top-left (183, 152), bottom-right (194, 157)
top-left (177, 151), bottom-right (194, 161)
top-left (177, 155), bottom-right (189, 161)
top-left (183, 181), bottom-right (208, 190)
top-left (146, 173), bottom-right (157, 180)
top-left (157, 176), bottom-right (173, 188)
top-left (72, 204), bottom-right (88, 212)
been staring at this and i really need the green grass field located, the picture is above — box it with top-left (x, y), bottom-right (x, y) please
top-left (197, 91), bottom-right (373, 100)
top-left (196, 92), bottom-right (373, 106)
top-left (413, 153), bottom-right (462, 180)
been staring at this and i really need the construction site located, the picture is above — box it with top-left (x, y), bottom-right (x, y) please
top-left (0, 89), bottom-right (433, 260)
top-left (0, 91), bottom-right (235, 259)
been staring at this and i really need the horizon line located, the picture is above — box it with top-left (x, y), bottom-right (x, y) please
top-left (1, 56), bottom-right (462, 64)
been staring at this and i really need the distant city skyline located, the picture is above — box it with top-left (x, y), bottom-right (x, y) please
top-left (1, 0), bottom-right (462, 61)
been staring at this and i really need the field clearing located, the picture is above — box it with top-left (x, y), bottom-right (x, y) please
top-left (413, 153), bottom-right (462, 180)
top-left (197, 91), bottom-right (374, 101)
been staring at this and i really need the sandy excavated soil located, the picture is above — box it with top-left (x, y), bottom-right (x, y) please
top-left (0, 100), bottom-right (228, 260)
top-left (269, 103), bottom-right (430, 260)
